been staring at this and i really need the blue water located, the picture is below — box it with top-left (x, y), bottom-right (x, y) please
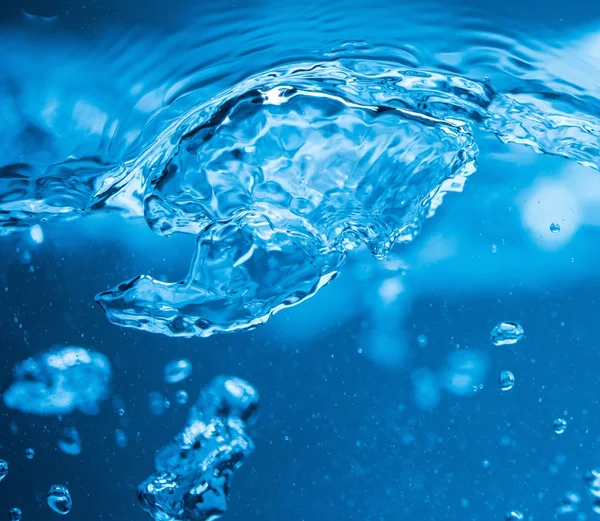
top-left (2, 0), bottom-right (600, 519)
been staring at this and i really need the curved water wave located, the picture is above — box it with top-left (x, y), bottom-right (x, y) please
top-left (94, 59), bottom-right (600, 337)
top-left (2, 14), bottom-right (600, 336)
top-left (95, 61), bottom-right (480, 336)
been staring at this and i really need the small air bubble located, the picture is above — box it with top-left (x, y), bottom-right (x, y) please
top-left (491, 322), bottom-right (524, 346)
top-left (163, 359), bottom-right (192, 384)
top-left (554, 418), bottom-right (568, 435)
top-left (499, 370), bottom-right (515, 391)
top-left (47, 484), bottom-right (72, 515)
top-left (550, 222), bottom-right (561, 233)
top-left (175, 390), bottom-right (189, 405)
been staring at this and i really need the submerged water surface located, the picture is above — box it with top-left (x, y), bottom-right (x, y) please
top-left (1, 0), bottom-right (600, 519)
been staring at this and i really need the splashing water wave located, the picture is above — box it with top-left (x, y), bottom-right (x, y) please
top-left (2, 15), bottom-right (600, 337)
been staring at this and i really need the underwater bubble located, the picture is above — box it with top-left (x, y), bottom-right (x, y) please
top-left (0, 459), bottom-right (7, 482)
top-left (189, 376), bottom-right (260, 425)
top-left (593, 499), bottom-right (600, 515)
top-left (3, 346), bottom-right (111, 416)
top-left (148, 392), bottom-right (167, 416)
top-left (47, 485), bottom-right (72, 515)
top-left (505, 510), bottom-right (524, 521)
top-left (115, 429), bottom-right (127, 448)
top-left (556, 492), bottom-right (580, 515)
top-left (163, 359), bottom-right (192, 384)
top-left (139, 376), bottom-right (259, 521)
top-left (550, 222), bottom-right (561, 233)
top-left (8, 508), bottom-right (21, 521)
top-left (58, 427), bottom-right (82, 456)
top-left (29, 224), bottom-right (44, 244)
top-left (491, 322), bottom-right (524, 346)
top-left (499, 370), bottom-right (516, 391)
top-left (554, 418), bottom-right (568, 434)
top-left (175, 390), bottom-right (189, 405)
top-left (585, 469), bottom-right (600, 497)
top-left (417, 334), bottom-right (428, 348)
top-left (24, 448), bottom-right (34, 460)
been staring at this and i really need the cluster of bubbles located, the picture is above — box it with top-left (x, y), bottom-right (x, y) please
top-left (138, 376), bottom-right (259, 521)
top-left (2, 346), bottom-right (112, 415)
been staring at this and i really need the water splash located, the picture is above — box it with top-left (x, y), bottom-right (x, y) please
top-left (3, 346), bottom-right (112, 415)
top-left (138, 376), bottom-right (258, 521)
top-left (2, 35), bottom-right (600, 337)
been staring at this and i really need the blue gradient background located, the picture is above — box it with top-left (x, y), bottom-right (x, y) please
top-left (2, 0), bottom-right (600, 520)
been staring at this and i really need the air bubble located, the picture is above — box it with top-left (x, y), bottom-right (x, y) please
top-left (550, 222), bottom-right (561, 233)
top-left (556, 492), bottom-right (580, 515)
top-left (175, 390), bottom-right (188, 405)
top-left (0, 459), bottom-right (7, 482)
top-left (491, 322), bottom-right (524, 346)
top-left (499, 370), bottom-right (515, 391)
top-left (47, 485), bottom-right (72, 515)
top-left (505, 510), bottom-right (524, 521)
top-left (554, 418), bottom-right (568, 434)
top-left (24, 448), bottom-right (35, 460)
top-left (163, 359), bottom-right (192, 384)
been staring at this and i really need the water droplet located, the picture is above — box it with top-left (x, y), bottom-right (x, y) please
top-left (8, 508), bottom-right (21, 521)
top-left (556, 492), bottom-right (580, 515)
top-left (148, 391), bottom-right (167, 415)
top-left (499, 370), bottom-right (515, 391)
top-left (491, 322), bottom-right (524, 346)
top-left (550, 222), bottom-right (561, 233)
top-left (0, 459), bottom-right (8, 482)
top-left (505, 510), bottom-right (524, 521)
top-left (163, 359), bottom-right (192, 384)
top-left (24, 448), bottom-right (35, 460)
top-left (47, 485), bottom-right (72, 515)
top-left (58, 427), bottom-right (82, 456)
top-left (417, 334), bottom-right (428, 348)
top-left (554, 418), bottom-right (568, 434)
top-left (175, 390), bottom-right (189, 405)
top-left (482, 459), bottom-right (491, 468)
top-left (115, 429), bottom-right (127, 448)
